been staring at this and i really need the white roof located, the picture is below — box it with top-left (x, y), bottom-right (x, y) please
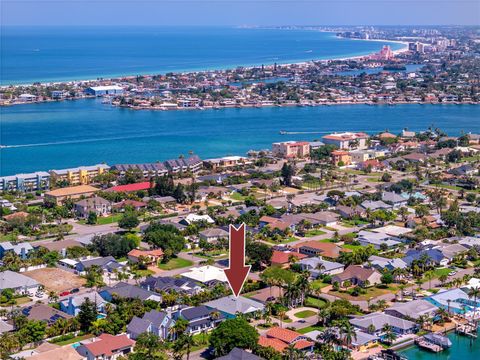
top-left (0, 271), bottom-right (39, 290)
top-left (89, 85), bottom-right (123, 91)
top-left (181, 265), bottom-right (227, 283)
top-left (185, 214), bottom-right (214, 224)
top-left (371, 225), bottom-right (412, 237)
top-left (59, 258), bottom-right (79, 266)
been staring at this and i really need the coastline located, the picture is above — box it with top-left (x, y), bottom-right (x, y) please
top-left (0, 33), bottom-right (408, 88)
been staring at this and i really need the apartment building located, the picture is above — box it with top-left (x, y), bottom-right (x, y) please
top-left (272, 141), bottom-right (310, 159)
top-left (322, 132), bottom-right (369, 150)
top-left (50, 164), bottom-right (110, 186)
top-left (0, 171), bottom-right (50, 192)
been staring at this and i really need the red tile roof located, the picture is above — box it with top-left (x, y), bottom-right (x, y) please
top-left (84, 334), bottom-right (135, 357)
top-left (128, 249), bottom-right (164, 258)
top-left (266, 327), bottom-right (303, 343)
top-left (258, 327), bottom-right (314, 353)
top-left (107, 182), bottom-right (153, 193)
top-left (271, 250), bottom-right (307, 265)
top-left (258, 336), bottom-right (288, 352)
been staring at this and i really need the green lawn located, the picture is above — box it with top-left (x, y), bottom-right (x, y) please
top-left (158, 257), bottom-right (193, 270)
top-left (0, 233), bottom-right (18, 242)
top-left (265, 236), bottom-right (298, 244)
top-left (191, 332), bottom-right (210, 352)
top-left (294, 310), bottom-right (317, 319)
top-left (133, 269), bottom-right (155, 277)
top-left (297, 325), bottom-right (325, 334)
top-left (78, 213), bottom-right (123, 225)
top-left (433, 268), bottom-right (451, 278)
top-left (342, 244), bottom-right (363, 251)
top-left (229, 192), bottom-right (246, 201)
top-left (50, 334), bottom-right (93, 346)
top-left (305, 229), bottom-right (327, 237)
top-left (305, 296), bottom-right (328, 309)
top-left (311, 280), bottom-right (330, 291)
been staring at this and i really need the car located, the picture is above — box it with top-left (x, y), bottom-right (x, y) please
top-left (449, 271), bottom-right (457, 276)
top-left (71, 288), bottom-right (80, 293)
top-left (59, 291), bottom-right (70, 297)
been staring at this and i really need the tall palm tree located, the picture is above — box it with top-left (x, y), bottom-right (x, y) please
top-left (382, 324), bottom-right (397, 344)
top-left (339, 321), bottom-right (357, 348)
top-left (468, 286), bottom-right (480, 323)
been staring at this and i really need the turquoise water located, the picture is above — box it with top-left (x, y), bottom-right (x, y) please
top-left (0, 26), bottom-right (405, 85)
top-left (1, 99), bottom-right (479, 176)
top-left (399, 332), bottom-right (479, 359)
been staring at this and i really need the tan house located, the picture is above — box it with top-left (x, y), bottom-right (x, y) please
top-left (331, 265), bottom-right (382, 287)
top-left (74, 196), bottom-right (111, 218)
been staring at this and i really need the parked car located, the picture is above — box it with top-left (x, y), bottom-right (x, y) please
top-left (71, 288), bottom-right (80, 293)
top-left (59, 291), bottom-right (70, 297)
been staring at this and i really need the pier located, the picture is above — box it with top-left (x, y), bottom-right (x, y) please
top-left (456, 323), bottom-right (478, 338)
top-left (414, 338), bottom-right (443, 352)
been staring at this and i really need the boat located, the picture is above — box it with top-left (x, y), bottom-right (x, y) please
top-left (368, 349), bottom-right (407, 360)
top-left (423, 333), bottom-right (452, 349)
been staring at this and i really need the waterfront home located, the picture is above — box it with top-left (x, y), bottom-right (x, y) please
top-left (322, 132), bottom-right (369, 150)
top-left (99, 282), bottom-right (162, 302)
top-left (60, 292), bottom-right (106, 316)
top-left (22, 304), bottom-right (72, 325)
top-left (127, 249), bottom-right (163, 264)
top-left (203, 156), bottom-right (252, 170)
top-left (331, 265), bottom-right (382, 287)
top-left (199, 228), bottom-right (229, 243)
top-left (205, 295), bottom-right (265, 319)
top-left (0, 171), bottom-right (50, 192)
top-left (258, 327), bottom-right (314, 353)
top-left (141, 276), bottom-right (202, 295)
top-left (127, 309), bottom-right (174, 340)
top-left (295, 241), bottom-right (349, 260)
top-left (180, 265), bottom-right (227, 285)
top-left (385, 300), bottom-right (438, 321)
top-left (74, 196), bottom-right (111, 219)
top-left (44, 185), bottom-right (99, 205)
top-left (174, 305), bottom-right (225, 335)
top-left (427, 288), bottom-right (480, 314)
top-left (272, 141), bottom-right (310, 159)
top-left (0, 241), bottom-right (34, 259)
top-left (351, 330), bottom-right (379, 352)
top-left (76, 333), bottom-right (135, 360)
top-left (0, 270), bottom-right (40, 294)
top-left (350, 312), bottom-right (418, 336)
top-left (50, 164), bottom-right (110, 186)
top-left (297, 256), bottom-right (345, 278)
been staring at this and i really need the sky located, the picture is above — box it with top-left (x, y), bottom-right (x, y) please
top-left (1, 0), bottom-right (479, 26)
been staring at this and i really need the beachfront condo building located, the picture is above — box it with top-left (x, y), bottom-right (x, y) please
top-left (50, 164), bottom-right (110, 187)
top-left (322, 132), bottom-right (369, 150)
top-left (272, 141), bottom-right (311, 159)
top-left (0, 172), bottom-right (51, 192)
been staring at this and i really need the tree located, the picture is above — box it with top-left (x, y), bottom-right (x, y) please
top-left (381, 172), bottom-right (392, 182)
top-left (118, 211), bottom-right (140, 231)
top-left (382, 324), bottom-right (397, 344)
top-left (129, 332), bottom-right (167, 360)
top-left (78, 298), bottom-right (98, 332)
top-left (18, 320), bottom-right (47, 344)
top-left (281, 163), bottom-right (295, 187)
top-left (246, 241), bottom-right (273, 271)
top-left (87, 211), bottom-right (98, 225)
top-left (209, 317), bottom-right (259, 357)
top-left (143, 223), bottom-right (186, 260)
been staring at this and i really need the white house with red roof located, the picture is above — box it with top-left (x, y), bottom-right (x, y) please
top-left (77, 333), bottom-right (135, 360)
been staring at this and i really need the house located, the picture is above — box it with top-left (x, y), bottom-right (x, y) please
top-left (74, 197), bottom-right (111, 218)
top-left (85, 85), bottom-right (124, 96)
top-left (22, 304), bottom-right (72, 325)
top-left (406, 215), bottom-right (442, 229)
top-left (368, 255), bottom-right (408, 272)
top-left (448, 164), bottom-right (476, 176)
top-left (297, 257), bottom-right (344, 278)
top-left (322, 132), bottom-right (369, 150)
top-left (439, 243), bottom-right (469, 262)
top-left (403, 249), bottom-right (449, 267)
top-left (44, 185), bottom-right (98, 205)
top-left (216, 348), bottom-right (262, 360)
top-left (205, 295), bottom-right (265, 319)
top-left (127, 309), bottom-right (174, 340)
top-left (127, 249), bottom-right (164, 264)
top-left (199, 228), bottom-right (229, 243)
top-left (180, 214), bottom-right (215, 225)
top-left (99, 282), bottom-right (162, 302)
top-left (351, 330), bottom-right (379, 352)
top-left (75, 256), bottom-right (123, 274)
top-left (381, 192), bottom-right (408, 208)
top-left (0, 241), bottom-right (34, 259)
top-left (331, 265), bottom-right (382, 287)
top-left (270, 250), bottom-right (308, 268)
top-left (258, 327), bottom-right (314, 353)
top-left (22, 344), bottom-right (84, 360)
top-left (350, 312), bottom-right (418, 336)
top-left (295, 241), bottom-right (348, 259)
top-left (181, 265), bottom-right (227, 285)
top-left (259, 216), bottom-right (294, 232)
top-left (427, 289), bottom-right (480, 314)
top-left (77, 334), bottom-right (135, 360)
top-left (141, 276), bottom-right (202, 295)
top-left (174, 305), bottom-right (225, 335)
top-left (402, 153), bottom-right (427, 163)
top-left (357, 231), bottom-right (402, 249)
top-left (357, 159), bottom-right (385, 171)
top-left (0, 320), bottom-right (14, 335)
top-left (385, 300), bottom-right (438, 320)
top-left (60, 292), bottom-right (107, 316)
top-left (306, 211), bottom-right (340, 226)
top-left (336, 205), bottom-right (366, 219)
top-left (371, 225), bottom-right (412, 237)
top-left (203, 156), bottom-right (253, 170)
top-left (112, 200), bottom-right (147, 212)
top-left (248, 286), bottom-right (283, 304)
top-left (360, 200), bottom-right (392, 211)
top-left (0, 270), bottom-right (39, 294)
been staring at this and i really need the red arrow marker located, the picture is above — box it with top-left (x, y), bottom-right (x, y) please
top-left (224, 223), bottom-right (251, 297)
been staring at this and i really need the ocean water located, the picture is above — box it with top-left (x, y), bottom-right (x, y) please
top-left (0, 26), bottom-right (405, 85)
top-left (399, 332), bottom-right (479, 359)
top-left (1, 99), bottom-right (479, 176)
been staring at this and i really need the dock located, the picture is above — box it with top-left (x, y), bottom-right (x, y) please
top-left (414, 338), bottom-right (443, 352)
top-left (455, 323), bottom-right (478, 338)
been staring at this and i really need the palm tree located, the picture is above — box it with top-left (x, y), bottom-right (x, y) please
top-left (468, 286), bottom-right (480, 323)
top-left (382, 324), bottom-right (397, 344)
top-left (424, 270), bottom-right (435, 289)
top-left (284, 344), bottom-right (302, 360)
top-left (339, 321), bottom-right (357, 348)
